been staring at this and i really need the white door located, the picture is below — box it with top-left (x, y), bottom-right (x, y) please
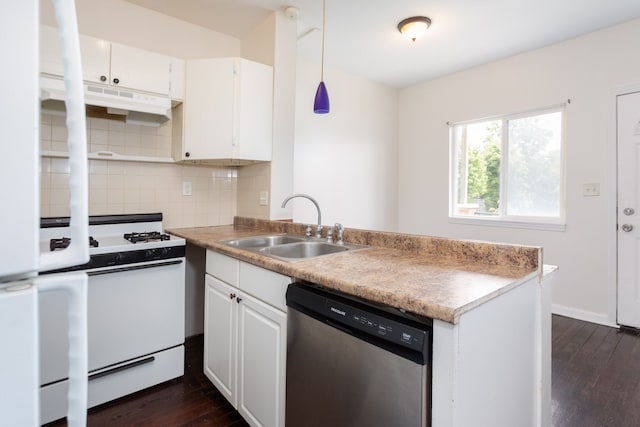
top-left (184, 58), bottom-right (236, 160)
top-left (204, 274), bottom-right (237, 405)
top-left (237, 293), bottom-right (286, 427)
top-left (110, 43), bottom-right (171, 95)
top-left (617, 91), bottom-right (640, 327)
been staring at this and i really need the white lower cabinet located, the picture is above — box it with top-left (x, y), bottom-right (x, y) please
top-left (237, 291), bottom-right (286, 427)
top-left (204, 250), bottom-right (289, 427)
top-left (204, 275), bottom-right (236, 404)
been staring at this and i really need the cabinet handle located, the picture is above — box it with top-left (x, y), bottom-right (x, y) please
top-left (100, 75), bottom-right (107, 82)
top-left (229, 293), bottom-right (236, 300)
top-left (236, 297), bottom-right (243, 304)
top-left (113, 77), bottom-right (120, 85)
top-left (185, 152), bottom-right (191, 158)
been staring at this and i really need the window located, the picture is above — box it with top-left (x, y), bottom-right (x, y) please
top-left (449, 107), bottom-right (565, 229)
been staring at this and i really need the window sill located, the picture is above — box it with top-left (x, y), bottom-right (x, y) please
top-left (448, 216), bottom-right (566, 232)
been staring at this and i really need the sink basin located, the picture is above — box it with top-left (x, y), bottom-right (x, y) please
top-left (222, 235), bottom-right (307, 248)
top-left (220, 234), bottom-right (368, 261)
top-left (260, 241), bottom-right (350, 260)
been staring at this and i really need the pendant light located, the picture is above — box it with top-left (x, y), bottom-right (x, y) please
top-left (313, 0), bottom-right (330, 114)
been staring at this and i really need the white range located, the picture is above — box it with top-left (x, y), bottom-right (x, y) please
top-left (39, 213), bottom-right (186, 424)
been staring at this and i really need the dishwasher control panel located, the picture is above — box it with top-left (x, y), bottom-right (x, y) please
top-left (326, 299), bottom-right (427, 353)
top-left (286, 282), bottom-right (432, 364)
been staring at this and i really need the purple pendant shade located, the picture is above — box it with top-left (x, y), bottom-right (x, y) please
top-left (314, 81), bottom-right (330, 114)
top-left (314, 0), bottom-right (329, 114)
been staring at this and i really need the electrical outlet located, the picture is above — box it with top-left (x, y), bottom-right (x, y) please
top-left (259, 190), bottom-right (269, 206)
top-left (583, 183), bottom-right (600, 197)
top-left (182, 181), bottom-right (192, 196)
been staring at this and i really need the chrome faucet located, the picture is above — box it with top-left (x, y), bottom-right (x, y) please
top-left (281, 193), bottom-right (322, 238)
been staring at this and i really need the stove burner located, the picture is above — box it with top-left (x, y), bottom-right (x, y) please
top-left (50, 236), bottom-right (99, 251)
top-left (123, 232), bottom-right (171, 244)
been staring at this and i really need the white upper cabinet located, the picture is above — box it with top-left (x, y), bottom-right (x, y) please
top-left (40, 25), bottom-right (180, 97)
top-left (173, 57), bottom-right (273, 164)
top-left (76, 35), bottom-right (111, 86)
top-left (108, 42), bottom-right (171, 95)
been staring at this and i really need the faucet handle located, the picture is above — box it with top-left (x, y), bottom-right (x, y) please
top-left (335, 223), bottom-right (344, 244)
top-left (326, 227), bottom-right (334, 243)
top-left (304, 225), bottom-right (313, 238)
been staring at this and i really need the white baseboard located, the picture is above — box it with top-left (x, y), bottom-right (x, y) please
top-left (552, 304), bottom-right (619, 328)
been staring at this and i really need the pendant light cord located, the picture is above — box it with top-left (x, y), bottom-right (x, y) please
top-left (320, 0), bottom-right (325, 81)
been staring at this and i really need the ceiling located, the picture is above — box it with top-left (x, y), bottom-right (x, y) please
top-left (126, 0), bottom-right (640, 88)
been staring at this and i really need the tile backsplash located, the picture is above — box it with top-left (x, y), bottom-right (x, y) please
top-left (40, 113), bottom-right (237, 229)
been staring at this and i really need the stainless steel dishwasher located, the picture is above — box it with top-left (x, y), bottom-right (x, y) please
top-left (286, 282), bottom-right (432, 427)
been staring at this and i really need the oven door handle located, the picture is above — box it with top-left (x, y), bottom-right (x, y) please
top-left (88, 356), bottom-right (155, 381)
top-left (87, 259), bottom-right (183, 276)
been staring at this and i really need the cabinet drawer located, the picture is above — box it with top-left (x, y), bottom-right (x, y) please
top-left (239, 261), bottom-right (291, 312)
top-left (206, 250), bottom-right (239, 287)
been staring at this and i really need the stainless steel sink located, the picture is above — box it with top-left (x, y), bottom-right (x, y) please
top-left (260, 241), bottom-right (350, 260)
top-left (222, 235), bottom-right (307, 248)
top-left (219, 234), bottom-right (368, 261)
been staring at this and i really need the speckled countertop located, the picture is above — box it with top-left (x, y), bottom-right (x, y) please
top-left (168, 217), bottom-right (543, 324)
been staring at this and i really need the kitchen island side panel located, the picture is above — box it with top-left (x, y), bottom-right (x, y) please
top-left (432, 275), bottom-right (542, 426)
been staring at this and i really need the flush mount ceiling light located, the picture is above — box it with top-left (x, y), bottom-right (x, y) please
top-left (313, 0), bottom-right (330, 114)
top-left (397, 16), bottom-right (432, 42)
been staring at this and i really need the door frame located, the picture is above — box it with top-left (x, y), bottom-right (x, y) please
top-left (611, 84), bottom-right (640, 326)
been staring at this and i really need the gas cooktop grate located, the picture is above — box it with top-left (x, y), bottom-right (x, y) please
top-left (123, 232), bottom-right (171, 244)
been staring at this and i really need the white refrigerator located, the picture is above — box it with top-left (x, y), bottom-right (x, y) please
top-left (0, 0), bottom-right (89, 425)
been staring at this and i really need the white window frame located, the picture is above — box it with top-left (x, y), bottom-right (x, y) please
top-left (448, 106), bottom-right (567, 232)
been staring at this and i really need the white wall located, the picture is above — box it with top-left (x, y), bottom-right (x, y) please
top-left (40, 0), bottom-right (241, 59)
top-left (294, 58), bottom-right (399, 231)
top-left (398, 19), bottom-right (640, 326)
top-left (238, 11), bottom-right (297, 221)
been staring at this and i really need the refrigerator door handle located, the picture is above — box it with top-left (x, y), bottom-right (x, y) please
top-left (39, 0), bottom-right (89, 272)
top-left (38, 272), bottom-right (88, 427)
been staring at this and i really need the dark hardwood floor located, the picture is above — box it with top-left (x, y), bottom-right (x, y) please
top-left (552, 314), bottom-right (640, 427)
top-left (47, 315), bottom-right (640, 426)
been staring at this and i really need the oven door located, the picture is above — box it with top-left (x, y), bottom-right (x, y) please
top-left (40, 258), bottom-right (185, 385)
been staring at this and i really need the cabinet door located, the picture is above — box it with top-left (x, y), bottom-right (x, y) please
top-left (183, 58), bottom-right (235, 160)
top-left (40, 25), bottom-right (64, 76)
top-left (204, 274), bottom-right (237, 407)
top-left (80, 34), bottom-right (111, 85)
top-left (110, 43), bottom-right (171, 95)
top-left (40, 27), bottom-right (109, 82)
top-left (235, 59), bottom-right (273, 161)
top-left (237, 294), bottom-right (286, 427)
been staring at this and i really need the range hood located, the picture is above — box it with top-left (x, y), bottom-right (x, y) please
top-left (40, 76), bottom-right (171, 126)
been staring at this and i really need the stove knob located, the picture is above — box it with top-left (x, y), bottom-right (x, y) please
top-left (145, 249), bottom-right (158, 260)
top-left (161, 247), bottom-right (170, 257)
top-left (107, 253), bottom-right (124, 266)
